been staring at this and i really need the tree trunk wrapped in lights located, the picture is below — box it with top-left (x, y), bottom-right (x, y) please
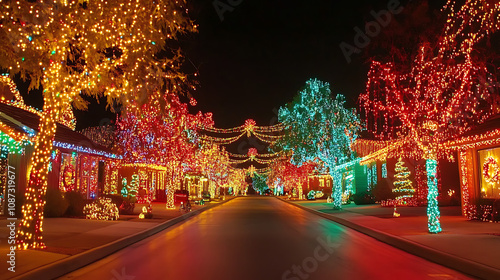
top-left (359, 0), bottom-right (500, 233)
top-left (18, 95), bottom-right (64, 249)
top-left (1, 0), bottom-right (197, 249)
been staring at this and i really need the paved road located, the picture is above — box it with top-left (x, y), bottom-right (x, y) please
top-left (59, 197), bottom-right (470, 280)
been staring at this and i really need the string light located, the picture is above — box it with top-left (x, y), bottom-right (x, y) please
top-left (391, 158), bottom-right (416, 210)
top-left (83, 197), bottom-right (119, 221)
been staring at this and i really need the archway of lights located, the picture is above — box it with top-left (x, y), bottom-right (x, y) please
top-left (199, 119), bottom-right (289, 194)
top-left (200, 119), bottom-right (284, 145)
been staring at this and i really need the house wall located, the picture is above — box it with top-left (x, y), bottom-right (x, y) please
top-left (354, 164), bottom-right (369, 193)
top-left (458, 144), bottom-right (500, 219)
top-left (306, 175), bottom-right (332, 195)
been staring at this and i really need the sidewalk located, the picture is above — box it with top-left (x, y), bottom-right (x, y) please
top-left (286, 198), bottom-right (500, 280)
top-left (0, 197), bottom-right (233, 280)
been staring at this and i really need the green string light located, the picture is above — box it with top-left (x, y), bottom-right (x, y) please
top-left (0, 131), bottom-right (30, 154)
top-left (273, 79), bottom-right (361, 208)
top-left (426, 159), bottom-right (442, 233)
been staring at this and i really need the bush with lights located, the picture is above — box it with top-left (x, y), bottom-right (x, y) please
top-left (83, 198), bottom-right (119, 221)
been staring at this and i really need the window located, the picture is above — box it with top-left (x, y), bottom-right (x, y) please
top-left (478, 147), bottom-right (500, 199)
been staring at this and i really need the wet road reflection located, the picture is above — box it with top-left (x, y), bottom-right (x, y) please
top-left (59, 197), bottom-right (470, 280)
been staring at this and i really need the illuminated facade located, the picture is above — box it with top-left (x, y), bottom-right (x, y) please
top-left (0, 102), bottom-right (119, 216)
top-left (446, 115), bottom-right (500, 221)
top-left (118, 165), bottom-right (167, 203)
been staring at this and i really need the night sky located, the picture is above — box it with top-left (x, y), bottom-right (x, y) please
top-left (20, 0), bottom-right (446, 131)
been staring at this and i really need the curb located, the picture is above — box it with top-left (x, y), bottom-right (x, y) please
top-left (12, 197), bottom-right (236, 280)
top-left (278, 197), bottom-right (500, 280)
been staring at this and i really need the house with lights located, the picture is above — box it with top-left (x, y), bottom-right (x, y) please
top-left (445, 114), bottom-right (500, 221)
top-left (305, 174), bottom-right (333, 194)
top-left (352, 140), bottom-right (431, 206)
top-left (0, 96), bottom-right (121, 216)
top-left (302, 159), bottom-right (377, 201)
top-left (115, 163), bottom-right (169, 203)
top-left (351, 136), bottom-right (465, 211)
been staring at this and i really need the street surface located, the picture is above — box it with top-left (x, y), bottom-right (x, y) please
top-left (59, 197), bottom-right (471, 280)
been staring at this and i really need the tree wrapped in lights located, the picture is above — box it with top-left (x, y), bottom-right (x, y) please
top-left (268, 156), bottom-right (316, 199)
top-left (0, 0), bottom-right (197, 249)
top-left (194, 144), bottom-right (230, 198)
top-left (227, 168), bottom-right (246, 196)
top-left (359, 0), bottom-right (500, 233)
top-left (272, 79), bottom-right (361, 207)
top-left (116, 92), bottom-right (213, 207)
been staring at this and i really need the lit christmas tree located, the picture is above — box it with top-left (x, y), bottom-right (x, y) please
top-left (392, 158), bottom-right (415, 201)
top-left (0, 0), bottom-right (196, 249)
top-left (272, 79), bottom-right (361, 208)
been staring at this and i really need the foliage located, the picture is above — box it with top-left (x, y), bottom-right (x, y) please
top-left (116, 92), bottom-right (213, 166)
top-left (268, 156), bottom-right (315, 193)
top-left (64, 191), bottom-right (85, 217)
top-left (351, 192), bottom-right (375, 205)
top-left (119, 197), bottom-right (136, 215)
top-left (272, 78), bottom-right (360, 205)
top-left (252, 172), bottom-right (269, 194)
top-left (359, 0), bottom-right (500, 233)
top-left (227, 168), bottom-right (246, 195)
top-left (44, 188), bottom-right (69, 217)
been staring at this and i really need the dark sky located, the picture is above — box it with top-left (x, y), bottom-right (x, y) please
top-left (185, 0), bottom-right (399, 129)
top-left (20, 0), bottom-right (446, 131)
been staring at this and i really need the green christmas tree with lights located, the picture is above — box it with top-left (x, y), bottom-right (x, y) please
top-left (252, 172), bottom-right (269, 194)
top-left (392, 158), bottom-right (415, 200)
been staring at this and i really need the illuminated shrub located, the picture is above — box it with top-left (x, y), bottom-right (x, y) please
top-left (83, 197), bottom-right (119, 220)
